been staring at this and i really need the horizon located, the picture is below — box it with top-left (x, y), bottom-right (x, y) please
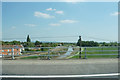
top-left (1, 38), bottom-right (118, 43)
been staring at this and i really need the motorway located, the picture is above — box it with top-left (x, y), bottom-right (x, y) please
top-left (1, 58), bottom-right (118, 77)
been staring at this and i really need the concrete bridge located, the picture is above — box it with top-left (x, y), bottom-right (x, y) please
top-left (1, 59), bottom-right (118, 78)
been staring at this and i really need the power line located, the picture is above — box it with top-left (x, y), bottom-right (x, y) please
top-left (2, 35), bottom-right (117, 42)
top-left (2, 36), bottom-right (78, 39)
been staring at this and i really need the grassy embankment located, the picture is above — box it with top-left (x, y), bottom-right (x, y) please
top-left (68, 47), bottom-right (118, 59)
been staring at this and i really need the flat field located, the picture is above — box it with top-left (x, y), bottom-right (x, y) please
top-left (70, 47), bottom-right (118, 59)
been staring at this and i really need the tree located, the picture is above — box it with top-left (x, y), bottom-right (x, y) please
top-left (77, 36), bottom-right (82, 46)
top-left (24, 42), bottom-right (35, 47)
top-left (27, 35), bottom-right (31, 42)
top-left (27, 42), bottom-right (35, 47)
top-left (76, 36), bottom-right (99, 47)
top-left (11, 40), bottom-right (21, 45)
top-left (35, 41), bottom-right (41, 45)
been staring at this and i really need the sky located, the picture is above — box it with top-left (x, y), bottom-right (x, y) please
top-left (2, 2), bottom-right (118, 42)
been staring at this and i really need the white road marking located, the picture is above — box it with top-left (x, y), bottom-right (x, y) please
top-left (0, 73), bottom-right (119, 78)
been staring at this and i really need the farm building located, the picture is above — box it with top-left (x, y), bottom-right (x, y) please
top-left (0, 45), bottom-right (24, 56)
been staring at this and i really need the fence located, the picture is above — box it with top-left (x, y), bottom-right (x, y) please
top-left (1, 46), bottom-right (120, 60)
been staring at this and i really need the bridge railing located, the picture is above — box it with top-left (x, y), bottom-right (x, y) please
top-left (1, 46), bottom-right (119, 60)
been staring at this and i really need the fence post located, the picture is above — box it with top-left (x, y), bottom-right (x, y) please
top-left (12, 48), bottom-right (15, 60)
top-left (84, 47), bottom-right (87, 59)
top-left (47, 49), bottom-right (50, 60)
top-left (2, 50), bottom-right (4, 58)
top-left (2, 50), bottom-right (3, 58)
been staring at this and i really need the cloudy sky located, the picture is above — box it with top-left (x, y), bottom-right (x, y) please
top-left (2, 2), bottom-right (118, 42)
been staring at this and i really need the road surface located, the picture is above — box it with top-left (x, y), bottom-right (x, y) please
top-left (57, 46), bottom-right (73, 59)
top-left (2, 58), bottom-right (118, 78)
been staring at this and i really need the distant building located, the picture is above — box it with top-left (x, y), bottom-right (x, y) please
top-left (0, 45), bottom-right (24, 56)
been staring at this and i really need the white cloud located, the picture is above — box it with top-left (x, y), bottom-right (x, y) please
top-left (55, 11), bottom-right (64, 14)
top-left (46, 8), bottom-right (64, 15)
top-left (111, 12), bottom-right (120, 16)
top-left (46, 8), bottom-right (56, 11)
top-left (34, 11), bottom-right (55, 18)
top-left (49, 23), bottom-right (61, 26)
top-left (24, 24), bottom-right (37, 27)
top-left (60, 20), bottom-right (78, 23)
top-left (11, 26), bottom-right (16, 29)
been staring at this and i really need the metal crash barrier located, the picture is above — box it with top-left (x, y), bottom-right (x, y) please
top-left (1, 46), bottom-right (119, 60)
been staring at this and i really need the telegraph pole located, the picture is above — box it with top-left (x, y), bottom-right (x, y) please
top-left (79, 36), bottom-right (82, 59)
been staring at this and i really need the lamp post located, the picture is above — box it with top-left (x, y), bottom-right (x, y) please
top-left (79, 36), bottom-right (82, 59)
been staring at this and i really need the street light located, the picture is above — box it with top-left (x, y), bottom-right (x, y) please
top-left (79, 36), bottom-right (82, 59)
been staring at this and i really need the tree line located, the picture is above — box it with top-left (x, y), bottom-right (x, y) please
top-left (1, 35), bottom-right (118, 47)
top-left (1, 40), bottom-right (118, 47)
top-left (76, 36), bottom-right (118, 47)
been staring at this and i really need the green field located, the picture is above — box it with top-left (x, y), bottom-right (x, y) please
top-left (70, 47), bottom-right (118, 59)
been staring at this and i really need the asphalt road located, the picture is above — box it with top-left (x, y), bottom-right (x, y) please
top-left (57, 46), bottom-right (73, 59)
top-left (1, 58), bottom-right (118, 76)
